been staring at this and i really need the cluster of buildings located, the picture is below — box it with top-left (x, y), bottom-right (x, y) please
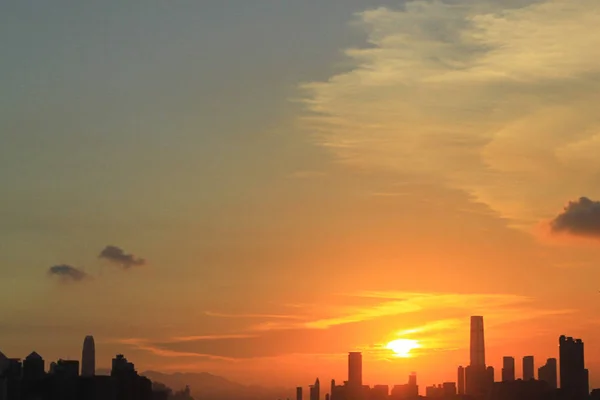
top-left (0, 336), bottom-right (170, 400)
top-left (296, 316), bottom-right (598, 400)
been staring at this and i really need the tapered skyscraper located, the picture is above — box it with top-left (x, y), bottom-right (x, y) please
top-left (470, 316), bottom-right (485, 367)
top-left (81, 335), bottom-right (95, 376)
top-left (466, 316), bottom-right (492, 397)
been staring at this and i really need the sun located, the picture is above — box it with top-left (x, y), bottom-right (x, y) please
top-left (386, 338), bottom-right (420, 358)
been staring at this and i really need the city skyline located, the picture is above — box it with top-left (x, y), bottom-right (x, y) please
top-left (3, 0), bottom-right (600, 391)
top-left (0, 318), bottom-right (596, 399)
top-left (295, 316), bottom-right (591, 399)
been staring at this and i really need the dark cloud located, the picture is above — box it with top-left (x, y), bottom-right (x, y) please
top-left (550, 197), bottom-right (600, 238)
top-left (99, 245), bottom-right (146, 269)
top-left (48, 265), bottom-right (89, 282)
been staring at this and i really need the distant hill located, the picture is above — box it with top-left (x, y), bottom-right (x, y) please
top-left (141, 371), bottom-right (294, 400)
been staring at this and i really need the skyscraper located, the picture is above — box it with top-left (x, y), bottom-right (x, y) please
top-left (457, 366), bottom-right (465, 395)
top-left (310, 378), bottom-right (320, 400)
top-left (523, 356), bottom-right (534, 380)
top-left (348, 352), bottom-right (362, 387)
top-left (502, 357), bottom-right (515, 382)
top-left (296, 387), bottom-right (303, 400)
top-left (470, 316), bottom-right (485, 367)
top-left (559, 335), bottom-right (589, 400)
top-left (81, 335), bottom-right (95, 377)
top-left (408, 372), bottom-right (417, 387)
top-left (465, 316), bottom-right (492, 397)
top-left (539, 358), bottom-right (558, 389)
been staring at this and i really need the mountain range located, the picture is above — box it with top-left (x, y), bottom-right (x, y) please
top-left (140, 371), bottom-right (295, 400)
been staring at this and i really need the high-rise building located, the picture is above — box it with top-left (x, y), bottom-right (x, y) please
top-left (81, 335), bottom-right (95, 377)
top-left (559, 336), bottom-right (589, 400)
top-left (502, 357), bottom-right (515, 382)
top-left (296, 387), bottom-right (303, 400)
top-left (22, 352), bottom-right (45, 381)
top-left (457, 366), bottom-right (465, 395)
top-left (310, 378), bottom-right (320, 400)
top-left (523, 356), bottom-right (534, 381)
top-left (538, 358), bottom-right (557, 389)
top-left (348, 352), bottom-right (362, 387)
top-left (470, 316), bottom-right (485, 367)
top-left (408, 372), bottom-right (417, 387)
top-left (466, 316), bottom-right (492, 397)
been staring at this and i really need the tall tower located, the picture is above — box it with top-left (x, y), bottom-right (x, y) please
top-left (559, 336), bottom-right (589, 400)
top-left (348, 352), bottom-right (362, 387)
top-left (469, 316), bottom-right (485, 367)
top-left (523, 356), bottom-right (534, 380)
top-left (466, 316), bottom-right (492, 397)
top-left (310, 378), bottom-right (320, 400)
top-left (502, 357), bottom-right (515, 382)
top-left (457, 366), bottom-right (465, 395)
top-left (81, 335), bottom-right (95, 377)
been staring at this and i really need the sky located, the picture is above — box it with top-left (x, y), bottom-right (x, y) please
top-left (2, 0), bottom-right (600, 391)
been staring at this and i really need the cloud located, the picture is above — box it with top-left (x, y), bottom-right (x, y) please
top-left (550, 197), bottom-right (600, 238)
top-left (205, 311), bottom-right (304, 320)
top-left (47, 264), bottom-right (89, 282)
top-left (99, 245), bottom-right (146, 269)
top-left (169, 334), bottom-right (257, 342)
top-left (299, 0), bottom-right (600, 230)
top-left (116, 338), bottom-right (236, 361)
top-left (237, 291), bottom-right (558, 332)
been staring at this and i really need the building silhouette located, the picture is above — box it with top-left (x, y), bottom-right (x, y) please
top-left (22, 352), bottom-right (44, 381)
top-left (523, 356), bottom-right (534, 381)
top-left (82, 335), bottom-right (95, 377)
top-left (489, 378), bottom-right (554, 400)
top-left (388, 373), bottom-right (418, 399)
top-left (465, 316), bottom-right (493, 397)
top-left (348, 352), bottom-right (362, 387)
top-left (297, 386), bottom-right (303, 400)
top-left (457, 366), bottom-right (465, 395)
top-left (470, 316), bottom-right (485, 367)
top-left (538, 358), bottom-right (558, 389)
top-left (559, 335), bottom-right (589, 399)
top-left (52, 359), bottom-right (80, 379)
top-left (502, 357), bottom-right (515, 382)
top-left (310, 378), bottom-right (320, 400)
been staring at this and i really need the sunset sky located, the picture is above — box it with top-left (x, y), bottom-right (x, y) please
top-left (2, 0), bottom-right (600, 390)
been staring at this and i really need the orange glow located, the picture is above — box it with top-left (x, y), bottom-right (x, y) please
top-left (386, 338), bottom-right (420, 358)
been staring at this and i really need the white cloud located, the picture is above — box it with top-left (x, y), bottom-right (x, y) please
top-left (300, 0), bottom-right (600, 229)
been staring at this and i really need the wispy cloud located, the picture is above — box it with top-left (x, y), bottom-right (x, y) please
top-left (205, 311), bottom-right (304, 320)
top-left (243, 291), bottom-right (566, 332)
top-left (117, 338), bottom-right (236, 361)
top-left (170, 334), bottom-right (256, 342)
top-left (300, 0), bottom-right (600, 230)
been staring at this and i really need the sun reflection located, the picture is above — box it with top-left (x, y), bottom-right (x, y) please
top-left (386, 338), bottom-right (420, 358)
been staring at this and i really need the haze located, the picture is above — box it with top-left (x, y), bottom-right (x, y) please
top-left (2, 0), bottom-right (600, 390)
